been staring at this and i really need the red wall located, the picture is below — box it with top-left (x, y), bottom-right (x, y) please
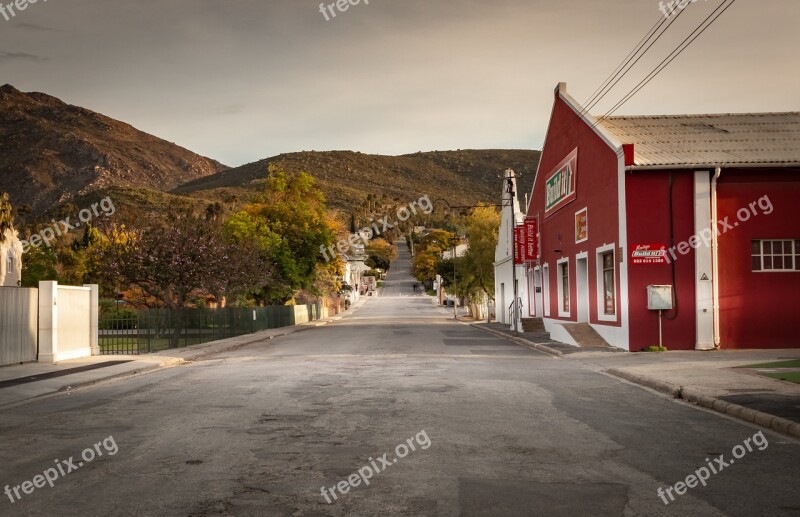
top-left (625, 171), bottom-right (697, 351)
top-left (717, 170), bottom-right (800, 349)
top-left (530, 89), bottom-right (622, 328)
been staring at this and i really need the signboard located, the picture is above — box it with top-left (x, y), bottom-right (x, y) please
top-left (524, 218), bottom-right (538, 261)
top-left (544, 148), bottom-right (578, 216)
top-left (647, 285), bottom-right (674, 310)
top-left (631, 243), bottom-right (667, 265)
top-left (575, 208), bottom-right (588, 243)
top-left (514, 226), bottom-right (525, 265)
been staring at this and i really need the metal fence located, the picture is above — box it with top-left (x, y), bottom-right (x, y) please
top-left (100, 304), bottom-right (323, 355)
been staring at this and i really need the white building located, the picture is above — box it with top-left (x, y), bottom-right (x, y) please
top-left (493, 169), bottom-right (531, 331)
top-left (0, 228), bottom-right (23, 287)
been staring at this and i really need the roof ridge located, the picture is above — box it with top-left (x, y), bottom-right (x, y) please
top-left (603, 112), bottom-right (800, 120)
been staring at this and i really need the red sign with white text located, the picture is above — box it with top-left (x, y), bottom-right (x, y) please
top-left (514, 226), bottom-right (525, 265)
top-left (631, 243), bottom-right (668, 265)
top-left (524, 219), bottom-right (538, 261)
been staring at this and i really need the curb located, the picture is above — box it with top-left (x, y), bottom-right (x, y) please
top-left (605, 368), bottom-right (800, 439)
top-left (470, 323), bottom-right (564, 358)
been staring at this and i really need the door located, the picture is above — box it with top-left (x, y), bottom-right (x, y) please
top-left (576, 257), bottom-right (589, 323)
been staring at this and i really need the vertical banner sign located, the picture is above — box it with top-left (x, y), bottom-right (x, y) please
top-left (544, 148), bottom-right (579, 217)
top-left (514, 226), bottom-right (525, 265)
top-left (524, 218), bottom-right (538, 261)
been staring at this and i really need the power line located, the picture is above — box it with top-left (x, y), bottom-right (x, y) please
top-left (582, 7), bottom-right (688, 116)
top-left (536, 7), bottom-right (689, 150)
top-left (599, 0), bottom-right (738, 119)
top-left (537, 0), bottom-right (738, 153)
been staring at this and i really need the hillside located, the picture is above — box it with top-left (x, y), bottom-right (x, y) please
top-left (0, 84), bottom-right (540, 222)
top-left (0, 84), bottom-right (227, 218)
top-left (175, 149), bottom-right (539, 212)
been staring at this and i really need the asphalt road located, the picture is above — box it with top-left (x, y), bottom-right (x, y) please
top-left (1, 243), bottom-right (798, 516)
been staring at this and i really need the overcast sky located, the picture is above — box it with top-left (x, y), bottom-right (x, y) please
top-left (1, 0), bottom-right (798, 166)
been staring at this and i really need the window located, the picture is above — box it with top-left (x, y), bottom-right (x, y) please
top-left (602, 251), bottom-right (615, 315)
top-left (560, 262), bottom-right (569, 313)
top-left (752, 240), bottom-right (800, 272)
top-left (7, 246), bottom-right (16, 274)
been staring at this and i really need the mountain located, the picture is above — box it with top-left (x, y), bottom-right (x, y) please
top-left (0, 84), bottom-right (540, 221)
top-left (0, 84), bottom-right (227, 217)
top-left (175, 149), bottom-right (539, 212)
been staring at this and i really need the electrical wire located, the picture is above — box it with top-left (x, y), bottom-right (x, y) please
top-left (598, 0), bottom-right (738, 120)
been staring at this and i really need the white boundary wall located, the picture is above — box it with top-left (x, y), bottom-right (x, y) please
top-left (38, 281), bottom-right (99, 363)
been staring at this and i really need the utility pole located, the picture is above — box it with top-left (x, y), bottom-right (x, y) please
top-left (452, 240), bottom-right (458, 319)
top-left (507, 169), bottom-right (519, 336)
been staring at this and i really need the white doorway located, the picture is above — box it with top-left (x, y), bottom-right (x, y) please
top-left (576, 256), bottom-right (589, 323)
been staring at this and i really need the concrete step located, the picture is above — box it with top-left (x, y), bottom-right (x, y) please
top-left (561, 323), bottom-right (612, 348)
top-left (521, 317), bottom-right (545, 332)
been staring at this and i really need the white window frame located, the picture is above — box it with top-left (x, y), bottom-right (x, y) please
top-left (751, 239), bottom-right (800, 272)
top-left (596, 243), bottom-right (618, 322)
top-left (557, 257), bottom-right (570, 318)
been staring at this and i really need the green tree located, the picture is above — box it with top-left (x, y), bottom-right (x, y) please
top-left (455, 205), bottom-right (500, 302)
top-left (21, 245), bottom-right (58, 287)
top-left (225, 166), bottom-right (332, 304)
top-left (0, 192), bottom-right (13, 242)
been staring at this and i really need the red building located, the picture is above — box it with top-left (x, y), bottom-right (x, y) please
top-left (525, 83), bottom-right (800, 351)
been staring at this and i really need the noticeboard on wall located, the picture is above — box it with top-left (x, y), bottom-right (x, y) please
top-left (647, 285), bottom-right (674, 310)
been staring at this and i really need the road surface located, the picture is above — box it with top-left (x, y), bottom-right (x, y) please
top-left (1, 242), bottom-right (798, 516)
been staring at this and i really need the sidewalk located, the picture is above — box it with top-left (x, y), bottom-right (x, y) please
top-left (0, 298), bottom-right (370, 410)
top-left (471, 321), bottom-right (800, 439)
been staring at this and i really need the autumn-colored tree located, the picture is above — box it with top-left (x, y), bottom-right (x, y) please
top-left (412, 251), bottom-right (439, 286)
top-left (460, 205), bottom-right (500, 302)
top-left (418, 229), bottom-right (454, 255)
top-left (365, 238), bottom-right (398, 270)
top-left (102, 212), bottom-right (271, 310)
top-left (225, 166), bottom-right (333, 304)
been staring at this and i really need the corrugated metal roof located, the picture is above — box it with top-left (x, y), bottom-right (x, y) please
top-left (598, 112), bottom-right (800, 168)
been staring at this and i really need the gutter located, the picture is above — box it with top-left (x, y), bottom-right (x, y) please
top-left (711, 167), bottom-right (721, 349)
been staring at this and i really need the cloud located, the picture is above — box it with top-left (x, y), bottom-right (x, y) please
top-left (10, 22), bottom-right (64, 32)
top-left (0, 51), bottom-right (46, 63)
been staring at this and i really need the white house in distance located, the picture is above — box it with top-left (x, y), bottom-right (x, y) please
top-left (494, 169), bottom-right (530, 331)
top-left (0, 227), bottom-right (22, 286)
